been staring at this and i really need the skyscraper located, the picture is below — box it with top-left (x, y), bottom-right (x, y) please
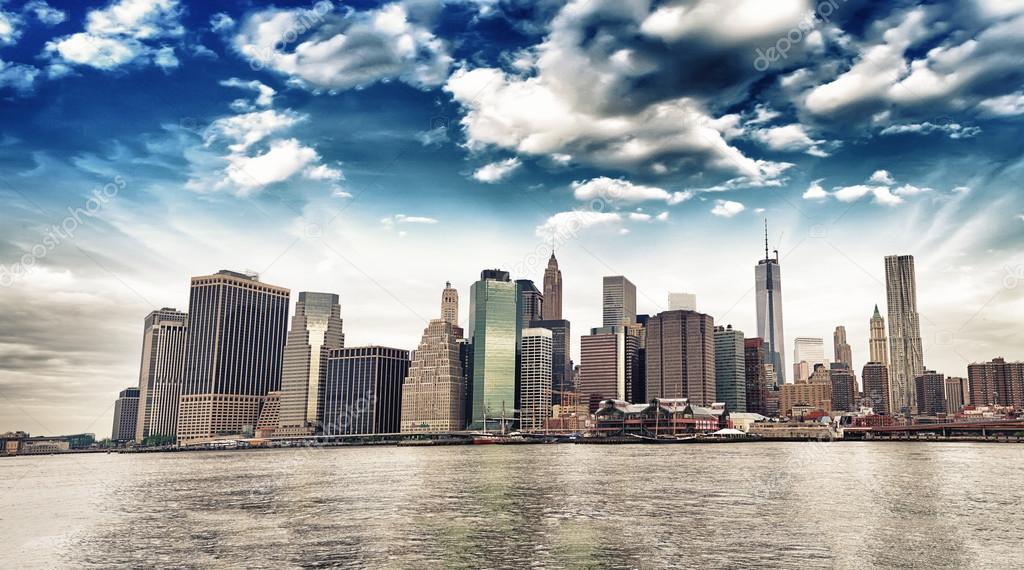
top-left (862, 362), bottom-right (892, 415)
top-left (541, 252), bottom-right (562, 320)
top-left (869, 305), bottom-right (889, 366)
top-left (401, 318), bottom-right (466, 433)
top-left (322, 346), bottom-right (410, 435)
top-left (602, 275), bottom-right (636, 327)
top-left (714, 325), bottom-right (746, 412)
top-left (442, 281), bottom-right (459, 326)
top-left (645, 310), bottom-right (716, 406)
top-left (519, 328), bottom-right (553, 432)
top-left (277, 292), bottom-right (344, 436)
top-left (112, 387), bottom-right (140, 443)
top-left (833, 326), bottom-right (852, 367)
top-left (829, 363), bottom-right (858, 412)
top-left (755, 222), bottom-right (786, 383)
top-left (793, 337), bottom-right (827, 372)
top-left (667, 292), bottom-right (696, 311)
top-left (177, 270), bottom-right (290, 445)
top-left (134, 308), bottom-right (187, 443)
top-left (579, 326), bottom-right (639, 411)
top-left (469, 269), bottom-right (519, 429)
top-left (885, 255), bottom-right (925, 414)
top-left (968, 357), bottom-right (1024, 408)
top-left (944, 376), bottom-right (969, 414)
top-left (744, 338), bottom-right (770, 415)
top-left (915, 371), bottom-right (946, 416)
top-left (516, 279), bottom-right (544, 326)
top-left (529, 318), bottom-right (571, 395)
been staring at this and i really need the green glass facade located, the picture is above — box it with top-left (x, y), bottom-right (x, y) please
top-left (469, 271), bottom-right (519, 429)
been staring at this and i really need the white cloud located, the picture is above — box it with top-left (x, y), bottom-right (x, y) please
top-left (535, 210), bottom-right (622, 240)
top-left (47, 33), bottom-right (145, 69)
top-left (833, 184), bottom-right (903, 206)
top-left (220, 77), bottom-right (275, 107)
top-left (879, 122), bottom-right (981, 139)
top-left (205, 109), bottom-right (304, 152)
top-left (381, 214), bottom-right (439, 229)
top-left (977, 91), bottom-right (1024, 116)
top-left (711, 200), bottom-right (745, 217)
top-left (153, 46), bottom-right (178, 69)
top-left (571, 177), bottom-right (692, 205)
top-left (24, 1), bottom-right (65, 26)
top-left (0, 59), bottom-right (39, 95)
top-left (802, 179), bottom-right (829, 200)
top-left (45, 0), bottom-right (185, 71)
top-left (655, 211), bottom-right (669, 222)
top-left (234, 3), bottom-right (452, 91)
top-left (222, 138), bottom-right (318, 194)
top-left (0, 9), bottom-right (21, 45)
top-left (750, 124), bottom-right (829, 156)
top-left (952, 186), bottom-right (971, 194)
top-left (868, 169), bottom-right (895, 185)
top-left (304, 164), bottom-right (343, 181)
top-left (210, 12), bottom-right (234, 33)
top-left (472, 157), bottom-right (521, 183)
top-left (629, 212), bottom-right (652, 222)
top-left (893, 184), bottom-right (933, 196)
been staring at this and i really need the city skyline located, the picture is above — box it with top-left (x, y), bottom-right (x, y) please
top-left (1, 0), bottom-right (1023, 437)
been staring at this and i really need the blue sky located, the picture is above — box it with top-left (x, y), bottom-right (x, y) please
top-left (1, 0), bottom-right (1023, 436)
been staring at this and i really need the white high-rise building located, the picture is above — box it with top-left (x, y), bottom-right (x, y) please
top-left (869, 304), bottom-right (889, 367)
top-left (667, 292), bottom-right (696, 311)
top-left (401, 318), bottom-right (466, 433)
top-left (519, 328), bottom-right (553, 432)
top-left (885, 255), bottom-right (925, 414)
top-left (277, 292), bottom-right (344, 435)
top-left (793, 337), bottom-right (827, 370)
top-left (603, 275), bottom-right (636, 327)
top-left (135, 308), bottom-right (188, 443)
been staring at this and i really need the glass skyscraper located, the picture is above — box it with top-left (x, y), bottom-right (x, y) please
top-left (135, 307), bottom-right (187, 443)
top-left (469, 269), bottom-right (519, 430)
top-left (755, 229), bottom-right (786, 383)
top-left (277, 292), bottom-right (344, 435)
top-left (322, 346), bottom-right (410, 435)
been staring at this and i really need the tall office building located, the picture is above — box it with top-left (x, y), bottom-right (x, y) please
top-left (177, 270), bottom-right (290, 444)
top-left (793, 337), bottom-right (827, 372)
top-left (869, 305), bottom-right (889, 366)
top-left (519, 328), bottom-right (553, 432)
top-left (442, 281), bottom-right (459, 326)
top-left (833, 326), bottom-right (853, 367)
top-left (645, 310), bottom-right (716, 406)
top-left (944, 376), bottom-right (969, 414)
top-left (516, 279), bottom-right (544, 326)
top-left (714, 325), bottom-right (746, 412)
top-left (968, 357), bottom-right (1024, 408)
top-left (579, 326), bottom-right (639, 411)
top-left (469, 269), bottom-right (519, 429)
top-left (277, 292), bottom-right (344, 435)
top-left (401, 316), bottom-right (466, 433)
top-left (626, 318), bottom-right (647, 404)
top-left (744, 338), bottom-right (770, 416)
top-left (541, 252), bottom-right (562, 320)
top-left (322, 346), bottom-right (409, 435)
top-left (755, 223), bottom-right (786, 383)
top-left (915, 371), bottom-right (946, 416)
top-left (885, 255), bottom-right (925, 414)
top-left (829, 363), bottom-right (858, 412)
top-left (529, 318), bottom-right (571, 395)
top-left (862, 362), bottom-right (892, 415)
top-left (134, 308), bottom-right (187, 443)
top-left (602, 275), bottom-right (636, 327)
top-left (793, 361), bottom-right (811, 383)
top-left (112, 387), bottom-right (140, 443)
top-left (667, 292), bottom-right (696, 311)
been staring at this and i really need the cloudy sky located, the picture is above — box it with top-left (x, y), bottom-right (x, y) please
top-left (1, 0), bottom-right (1023, 437)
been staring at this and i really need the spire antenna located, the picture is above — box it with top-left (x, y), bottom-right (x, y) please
top-left (764, 219), bottom-right (769, 261)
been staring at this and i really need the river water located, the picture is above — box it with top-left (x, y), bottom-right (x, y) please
top-left (2, 442), bottom-right (1022, 569)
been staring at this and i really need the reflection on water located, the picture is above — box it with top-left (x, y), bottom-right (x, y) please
top-left (2, 443), bottom-right (1022, 568)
